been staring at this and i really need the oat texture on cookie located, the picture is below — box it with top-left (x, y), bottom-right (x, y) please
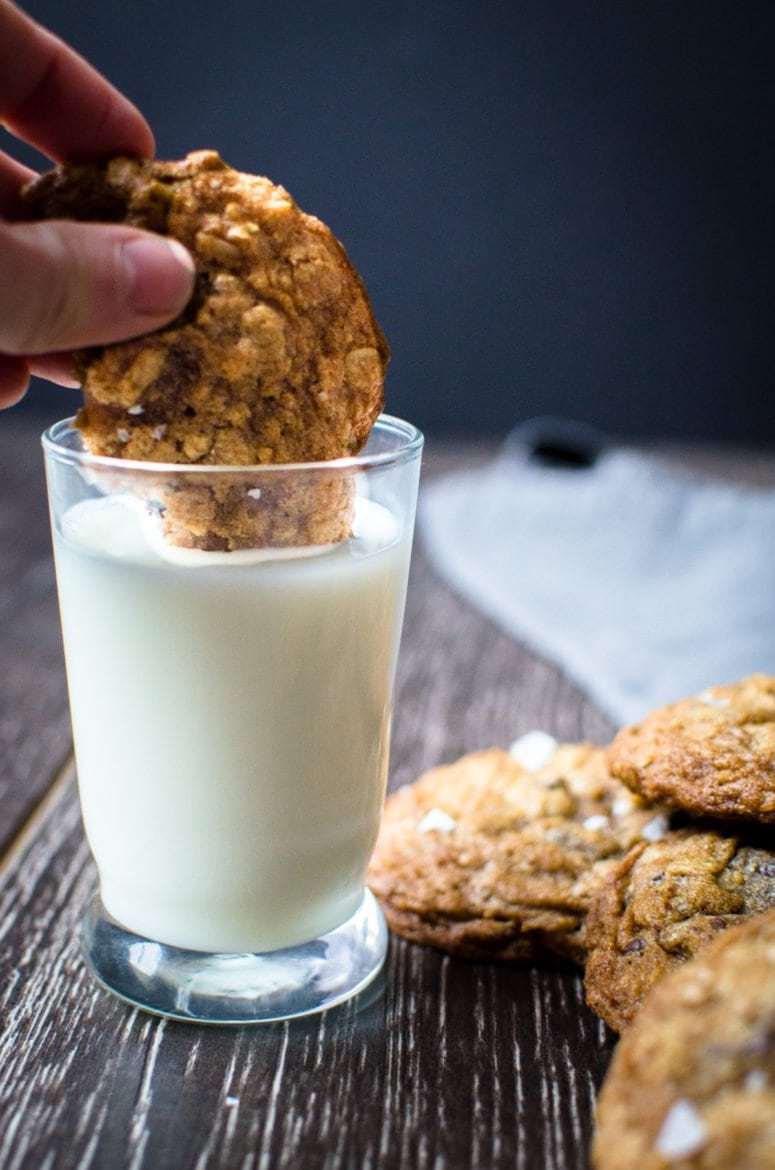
top-left (607, 674), bottom-right (775, 824)
top-left (591, 907), bottom-right (775, 1170)
top-left (23, 151), bottom-right (389, 549)
top-left (583, 825), bottom-right (775, 1032)
top-left (366, 742), bottom-right (670, 963)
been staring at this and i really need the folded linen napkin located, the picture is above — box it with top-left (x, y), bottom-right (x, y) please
top-left (419, 422), bottom-right (775, 725)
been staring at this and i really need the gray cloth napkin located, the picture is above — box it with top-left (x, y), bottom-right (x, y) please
top-left (420, 428), bottom-right (775, 725)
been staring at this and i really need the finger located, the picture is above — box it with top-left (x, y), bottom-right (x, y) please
top-left (0, 149), bottom-right (36, 216)
top-left (28, 351), bottom-right (79, 387)
top-left (0, 0), bottom-right (154, 162)
top-left (1, 350), bottom-right (81, 411)
top-left (0, 219), bottom-right (195, 355)
top-left (0, 352), bottom-right (30, 407)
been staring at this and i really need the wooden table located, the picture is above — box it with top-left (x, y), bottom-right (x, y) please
top-left (1, 411), bottom-right (769, 1170)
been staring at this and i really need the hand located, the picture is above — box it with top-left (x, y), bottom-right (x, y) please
top-left (0, 0), bottom-right (195, 407)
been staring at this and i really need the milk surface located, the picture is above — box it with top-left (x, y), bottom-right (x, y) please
top-left (53, 493), bottom-right (410, 953)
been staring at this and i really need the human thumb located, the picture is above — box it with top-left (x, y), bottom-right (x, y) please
top-left (0, 219), bottom-right (195, 355)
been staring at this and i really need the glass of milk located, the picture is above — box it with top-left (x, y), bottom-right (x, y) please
top-left (42, 415), bottom-right (422, 1024)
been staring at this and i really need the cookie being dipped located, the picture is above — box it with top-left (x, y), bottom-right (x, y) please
top-left (24, 151), bottom-right (389, 549)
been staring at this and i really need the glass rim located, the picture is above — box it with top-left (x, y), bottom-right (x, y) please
top-left (42, 413), bottom-right (423, 476)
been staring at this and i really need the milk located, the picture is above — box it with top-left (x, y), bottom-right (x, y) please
top-left (52, 493), bottom-right (411, 953)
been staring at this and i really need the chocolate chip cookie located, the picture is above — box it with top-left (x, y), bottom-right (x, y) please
top-left (591, 907), bottom-right (775, 1170)
top-left (23, 151), bottom-right (388, 548)
top-left (607, 674), bottom-right (775, 824)
top-left (584, 826), bottom-right (775, 1032)
top-left (366, 740), bottom-right (671, 963)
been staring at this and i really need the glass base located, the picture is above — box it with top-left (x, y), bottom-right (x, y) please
top-left (80, 890), bottom-right (388, 1024)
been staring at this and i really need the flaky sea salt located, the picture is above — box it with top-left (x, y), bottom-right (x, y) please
top-left (654, 1099), bottom-right (708, 1159)
top-left (417, 808), bottom-right (457, 834)
top-left (247, 488), bottom-right (262, 500)
top-left (697, 688), bottom-right (730, 708)
top-left (116, 428), bottom-right (130, 443)
top-left (583, 814), bottom-right (609, 832)
top-left (611, 795), bottom-right (636, 818)
top-left (152, 424), bottom-right (167, 441)
top-left (509, 730), bottom-right (558, 772)
top-left (745, 1068), bottom-right (769, 1093)
top-left (127, 404), bottom-right (144, 415)
top-left (640, 814), bottom-right (669, 842)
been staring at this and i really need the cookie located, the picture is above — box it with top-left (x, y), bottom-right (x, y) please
top-left (366, 739), bottom-right (671, 963)
top-left (591, 907), bottom-right (775, 1170)
top-left (23, 150), bottom-right (388, 549)
top-left (607, 674), bottom-right (775, 824)
top-left (584, 826), bottom-right (775, 1033)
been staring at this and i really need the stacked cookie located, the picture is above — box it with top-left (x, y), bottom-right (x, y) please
top-left (368, 674), bottom-right (775, 994)
top-left (587, 672), bottom-right (775, 1032)
top-left (592, 907), bottom-right (775, 1170)
top-left (367, 673), bottom-right (775, 1168)
top-left (590, 675), bottom-right (775, 1169)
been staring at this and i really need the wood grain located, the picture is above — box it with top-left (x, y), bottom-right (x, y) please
top-left (0, 768), bottom-right (613, 1170)
top-left (16, 418), bottom-right (768, 1168)
top-left (0, 416), bottom-right (72, 852)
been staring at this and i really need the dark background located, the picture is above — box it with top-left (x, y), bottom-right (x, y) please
top-left (5, 0), bottom-right (774, 443)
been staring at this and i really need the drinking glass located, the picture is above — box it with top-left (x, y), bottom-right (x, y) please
top-left (42, 415), bottom-right (422, 1023)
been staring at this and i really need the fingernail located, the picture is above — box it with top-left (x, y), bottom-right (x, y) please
top-left (121, 237), bottom-right (195, 316)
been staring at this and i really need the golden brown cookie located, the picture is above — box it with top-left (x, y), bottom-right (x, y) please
top-left (584, 826), bottom-right (775, 1033)
top-left (23, 151), bottom-right (388, 549)
top-left (591, 907), bottom-right (775, 1170)
top-left (366, 740), bottom-right (672, 963)
top-left (607, 674), bottom-right (775, 824)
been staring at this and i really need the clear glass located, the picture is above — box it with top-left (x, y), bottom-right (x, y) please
top-left (43, 415), bottom-right (422, 1023)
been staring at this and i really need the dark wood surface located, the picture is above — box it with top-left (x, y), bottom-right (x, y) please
top-left (1, 411), bottom-right (770, 1170)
